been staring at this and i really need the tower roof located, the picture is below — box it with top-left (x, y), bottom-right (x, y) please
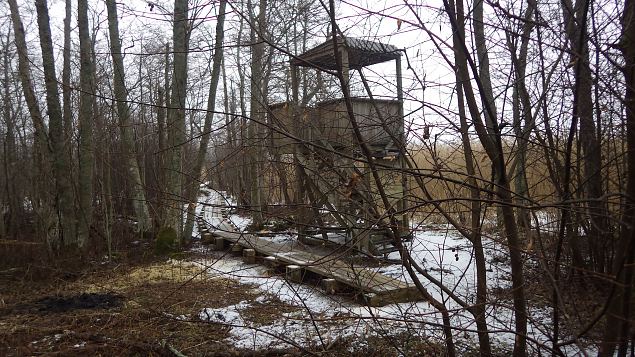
top-left (290, 37), bottom-right (400, 70)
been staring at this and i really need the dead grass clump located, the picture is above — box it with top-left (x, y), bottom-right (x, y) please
top-left (342, 331), bottom-right (445, 356)
top-left (240, 298), bottom-right (301, 326)
top-left (126, 279), bottom-right (259, 317)
top-left (81, 260), bottom-right (209, 294)
top-left (0, 305), bottom-right (231, 356)
top-left (0, 261), bottom-right (262, 356)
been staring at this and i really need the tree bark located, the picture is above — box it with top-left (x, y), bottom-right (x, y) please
top-left (63, 0), bottom-right (72, 158)
top-left (1, 32), bottom-right (21, 238)
top-left (165, 0), bottom-right (190, 241)
top-left (7, 0), bottom-right (57, 246)
top-left (247, 0), bottom-right (267, 227)
top-left (444, 0), bottom-right (528, 354)
top-left (105, 0), bottom-right (152, 234)
top-left (455, 63), bottom-right (492, 357)
top-left (34, 0), bottom-right (78, 248)
top-left (561, 0), bottom-right (608, 273)
top-left (77, 0), bottom-right (95, 248)
top-left (507, 0), bottom-right (536, 231)
top-left (599, 0), bottom-right (635, 352)
top-left (182, 0), bottom-right (227, 241)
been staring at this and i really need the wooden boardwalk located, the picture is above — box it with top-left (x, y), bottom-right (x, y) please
top-left (197, 217), bottom-right (421, 307)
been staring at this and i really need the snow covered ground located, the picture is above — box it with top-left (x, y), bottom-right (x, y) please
top-left (183, 185), bottom-right (593, 355)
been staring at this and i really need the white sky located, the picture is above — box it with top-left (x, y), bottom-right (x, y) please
top-left (38, 0), bottom-right (453, 139)
top-left (13, 0), bottom-right (615, 145)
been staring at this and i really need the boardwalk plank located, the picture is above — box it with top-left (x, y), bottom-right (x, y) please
top-left (211, 229), bottom-right (422, 305)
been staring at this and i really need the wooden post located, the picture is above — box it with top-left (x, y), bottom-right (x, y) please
top-left (353, 228), bottom-right (371, 253)
top-left (339, 45), bottom-right (350, 91)
top-left (243, 248), bottom-right (256, 264)
top-left (201, 232), bottom-right (214, 245)
top-left (263, 256), bottom-right (278, 268)
top-left (322, 278), bottom-right (339, 295)
top-left (231, 243), bottom-right (243, 254)
top-left (363, 292), bottom-right (382, 306)
top-left (214, 237), bottom-right (225, 251)
top-left (395, 54), bottom-right (409, 232)
top-left (286, 265), bottom-right (303, 282)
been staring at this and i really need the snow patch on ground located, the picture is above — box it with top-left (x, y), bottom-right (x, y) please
top-left (187, 189), bottom-right (592, 355)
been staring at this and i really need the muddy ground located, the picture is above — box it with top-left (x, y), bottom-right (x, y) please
top-left (0, 239), bottom-right (444, 356)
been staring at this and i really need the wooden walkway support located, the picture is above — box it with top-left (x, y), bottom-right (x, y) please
top-left (206, 225), bottom-right (421, 307)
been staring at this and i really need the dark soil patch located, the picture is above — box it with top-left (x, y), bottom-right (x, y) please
top-left (0, 252), bottom-right (244, 356)
top-left (36, 293), bottom-right (124, 313)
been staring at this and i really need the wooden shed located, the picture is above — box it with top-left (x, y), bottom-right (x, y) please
top-left (314, 98), bottom-right (403, 150)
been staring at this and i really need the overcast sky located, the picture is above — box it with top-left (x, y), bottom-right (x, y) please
top-left (22, 0), bottom-right (499, 143)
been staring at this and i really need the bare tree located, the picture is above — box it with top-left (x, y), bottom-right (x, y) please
top-left (77, 0), bottom-right (96, 247)
top-left (183, 0), bottom-right (227, 241)
top-left (600, 0), bottom-right (635, 352)
top-left (164, 0), bottom-right (190, 242)
top-left (444, 0), bottom-right (528, 353)
top-left (105, 0), bottom-right (152, 234)
top-left (34, 0), bottom-right (78, 248)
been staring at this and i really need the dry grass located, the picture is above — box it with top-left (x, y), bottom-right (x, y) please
top-left (2, 244), bottom-right (450, 356)
top-left (0, 248), bottom-right (302, 356)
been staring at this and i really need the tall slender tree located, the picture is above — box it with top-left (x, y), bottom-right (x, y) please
top-left (106, 0), bottom-right (152, 234)
top-left (63, 0), bottom-right (72, 154)
top-left (164, 0), bottom-right (190, 242)
top-left (248, 0), bottom-right (267, 227)
top-left (600, 0), bottom-right (635, 352)
top-left (77, 0), bottom-right (96, 247)
top-left (444, 0), bottom-right (528, 354)
top-left (561, 0), bottom-right (608, 273)
top-left (34, 0), bottom-right (78, 248)
top-left (183, 0), bottom-right (227, 240)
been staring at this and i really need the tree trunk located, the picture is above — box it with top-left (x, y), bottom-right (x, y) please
top-left (182, 0), bottom-right (227, 241)
top-left (105, 0), bottom-right (152, 234)
top-left (599, 0), bottom-right (635, 352)
top-left (455, 61), bottom-right (492, 357)
top-left (63, 0), bottom-right (72, 159)
top-left (2, 32), bottom-right (21, 238)
top-left (444, 0), bottom-right (528, 354)
top-left (248, 0), bottom-right (267, 227)
top-left (155, 43), bottom-right (170, 227)
top-left (34, 0), bottom-right (78, 248)
top-left (507, 0), bottom-right (536, 230)
top-left (235, 7), bottom-right (249, 207)
top-left (8, 0), bottom-right (54, 235)
top-left (561, 0), bottom-right (608, 273)
top-left (77, 0), bottom-right (95, 248)
top-left (165, 0), bottom-right (190, 241)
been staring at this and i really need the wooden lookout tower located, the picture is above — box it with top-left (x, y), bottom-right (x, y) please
top-left (269, 37), bottom-right (409, 257)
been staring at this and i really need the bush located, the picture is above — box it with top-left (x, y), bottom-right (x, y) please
top-left (155, 227), bottom-right (177, 255)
